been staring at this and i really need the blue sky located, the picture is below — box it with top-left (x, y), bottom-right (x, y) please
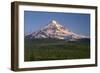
top-left (24, 11), bottom-right (90, 36)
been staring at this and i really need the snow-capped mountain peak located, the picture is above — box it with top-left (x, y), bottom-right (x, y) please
top-left (26, 20), bottom-right (89, 40)
top-left (52, 20), bottom-right (57, 24)
top-left (44, 20), bottom-right (64, 30)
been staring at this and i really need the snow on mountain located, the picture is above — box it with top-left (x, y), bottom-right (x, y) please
top-left (26, 20), bottom-right (89, 40)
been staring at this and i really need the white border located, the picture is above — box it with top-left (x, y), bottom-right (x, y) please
top-left (19, 5), bottom-right (96, 68)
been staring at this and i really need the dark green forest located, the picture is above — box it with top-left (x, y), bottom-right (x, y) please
top-left (24, 38), bottom-right (90, 61)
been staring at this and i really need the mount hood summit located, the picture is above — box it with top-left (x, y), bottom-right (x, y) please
top-left (25, 20), bottom-right (89, 41)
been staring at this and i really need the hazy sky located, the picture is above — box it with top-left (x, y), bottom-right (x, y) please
top-left (24, 11), bottom-right (90, 36)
